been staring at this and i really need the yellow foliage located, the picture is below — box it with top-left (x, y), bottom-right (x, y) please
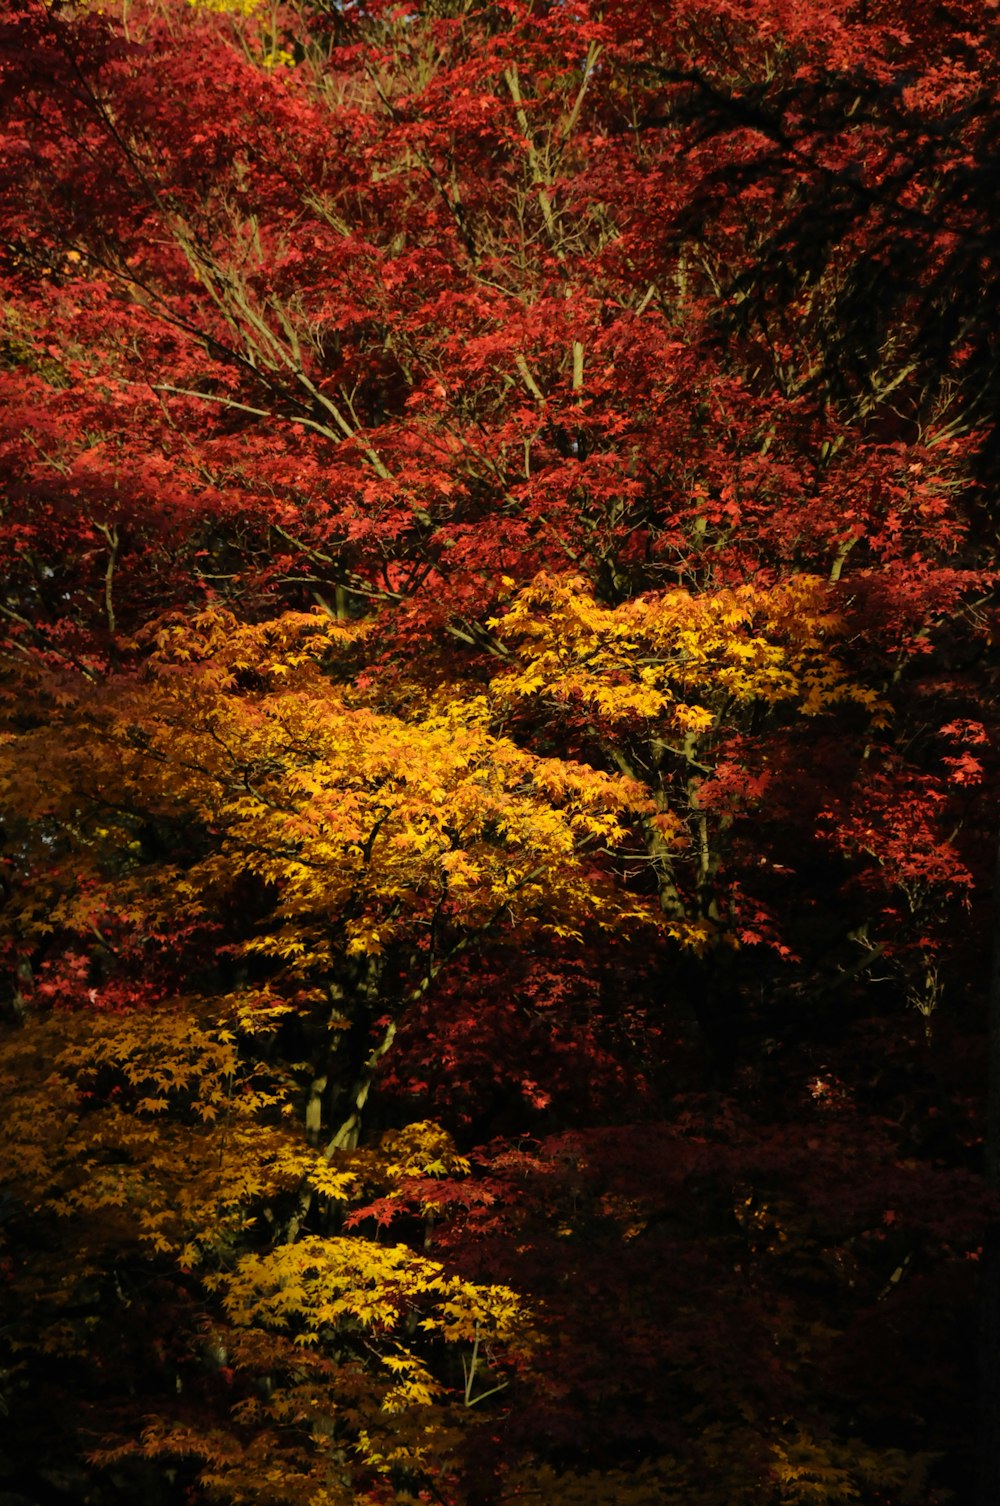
top-left (769, 1428), bottom-right (941, 1505)
top-left (0, 1002), bottom-right (358, 1273)
top-left (186, 0), bottom-right (263, 15)
top-left (0, 590), bottom-right (897, 1505)
top-left (216, 1234), bottom-right (529, 1349)
top-left (376, 1120), bottom-right (472, 1181)
top-left (1, 990), bottom-right (530, 1500)
top-left (490, 572), bottom-right (887, 733)
top-left (0, 608), bottom-right (654, 978)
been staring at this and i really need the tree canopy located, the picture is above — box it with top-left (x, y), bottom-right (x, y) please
top-left (0, 1), bottom-right (996, 1503)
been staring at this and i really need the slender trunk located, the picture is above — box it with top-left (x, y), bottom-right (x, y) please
top-left (977, 838), bottom-right (1000, 1505)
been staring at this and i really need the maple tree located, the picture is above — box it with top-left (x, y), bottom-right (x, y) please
top-left (0, 0), bottom-right (996, 1504)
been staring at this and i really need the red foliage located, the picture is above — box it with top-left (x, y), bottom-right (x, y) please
top-left (0, 1), bottom-right (997, 1503)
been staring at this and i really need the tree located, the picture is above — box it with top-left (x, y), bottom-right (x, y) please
top-left (0, 0), bottom-right (994, 1502)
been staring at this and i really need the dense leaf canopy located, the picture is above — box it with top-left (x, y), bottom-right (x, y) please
top-left (0, 1), bottom-right (996, 1503)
